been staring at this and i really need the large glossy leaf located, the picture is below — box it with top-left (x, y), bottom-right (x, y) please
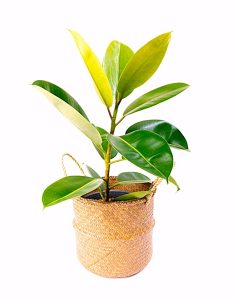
top-left (96, 127), bottom-right (118, 159)
top-left (33, 84), bottom-right (102, 147)
top-left (124, 83), bottom-right (189, 116)
top-left (114, 191), bottom-right (150, 201)
top-left (108, 130), bottom-right (173, 180)
top-left (117, 32), bottom-right (171, 99)
top-left (116, 172), bottom-right (151, 185)
top-left (126, 119), bottom-right (188, 150)
top-left (42, 176), bottom-right (103, 207)
top-left (68, 29), bottom-right (113, 108)
top-left (32, 80), bottom-right (89, 120)
top-left (103, 41), bottom-right (134, 96)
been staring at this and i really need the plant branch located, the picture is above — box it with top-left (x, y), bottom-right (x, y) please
top-left (109, 158), bottom-right (126, 165)
top-left (115, 115), bottom-right (125, 127)
top-left (107, 108), bottom-right (112, 119)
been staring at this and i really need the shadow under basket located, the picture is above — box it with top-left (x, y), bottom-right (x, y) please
top-left (73, 176), bottom-right (161, 278)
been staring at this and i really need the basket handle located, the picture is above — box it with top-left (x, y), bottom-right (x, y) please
top-left (146, 177), bottom-right (162, 203)
top-left (61, 153), bottom-right (85, 176)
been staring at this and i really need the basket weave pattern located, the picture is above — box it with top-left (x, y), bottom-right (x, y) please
top-left (73, 176), bottom-right (160, 278)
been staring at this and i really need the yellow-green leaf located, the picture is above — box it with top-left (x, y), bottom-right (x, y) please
top-left (114, 191), bottom-right (150, 201)
top-left (103, 41), bottom-right (134, 96)
top-left (33, 85), bottom-right (102, 147)
top-left (169, 176), bottom-right (180, 191)
top-left (117, 32), bottom-right (171, 99)
top-left (68, 29), bottom-right (113, 108)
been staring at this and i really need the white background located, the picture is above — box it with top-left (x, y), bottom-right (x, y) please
top-left (0, 0), bottom-right (236, 299)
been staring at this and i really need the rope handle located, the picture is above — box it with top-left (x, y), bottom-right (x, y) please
top-left (150, 177), bottom-right (162, 194)
top-left (146, 177), bottom-right (162, 204)
top-left (61, 153), bottom-right (85, 176)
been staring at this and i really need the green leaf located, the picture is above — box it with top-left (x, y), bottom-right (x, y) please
top-left (108, 130), bottom-right (173, 180)
top-left (116, 172), bottom-right (151, 185)
top-left (117, 32), bottom-right (171, 99)
top-left (42, 176), bottom-right (103, 207)
top-left (32, 80), bottom-right (89, 120)
top-left (86, 165), bottom-right (105, 193)
top-left (96, 127), bottom-right (118, 159)
top-left (169, 175), bottom-right (180, 191)
top-left (126, 119), bottom-right (188, 150)
top-left (124, 83), bottom-right (189, 116)
top-left (114, 191), bottom-right (150, 201)
top-left (86, 165), bottom-right (100, 178)
top-left (68, 29), bottom-right (113, 108)
top-left (103, 41), bottom-right (134, 96)
top-left (33, 83), bottom-right (102, 147)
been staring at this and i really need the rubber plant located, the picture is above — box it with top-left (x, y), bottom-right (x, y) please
top-left (33, 30), bottom-right (189, 206)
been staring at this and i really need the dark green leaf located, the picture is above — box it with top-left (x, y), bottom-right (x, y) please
top-left (117, 32), bottom-right (171, 99)
top-left (123, 83), bottom-right (189, 116)
top-left (96, 127), bottom-right (118, 159)
top-left (116, 172), bottom-right (151, 185)
top-left (108, 130), bottom-right (173, 180)
top-left (103, 41), bottom-right (134, 96)
top-left (114, 191), bottom-right (150, 201)
top-left (126, 119), bottom-right (188, 150)
top-left (32, 80), bottom-right (89, 120)
top-left (42, 176), bottom-right (103, 207)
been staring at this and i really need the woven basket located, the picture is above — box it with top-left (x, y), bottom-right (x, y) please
top-left (73, 176), bottom-right (161, 278)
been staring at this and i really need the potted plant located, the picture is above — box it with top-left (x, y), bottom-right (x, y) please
top-left (32, 29), bottom-right (189, 278)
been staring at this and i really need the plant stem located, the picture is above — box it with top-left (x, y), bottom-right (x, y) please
top-left (104, 102), bottom-right (119, 201)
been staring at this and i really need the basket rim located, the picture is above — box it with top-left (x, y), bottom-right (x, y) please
top-left (74, 176), bottom-right (161, 206)
top-left (74, 195), bottom-right (152, 206)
